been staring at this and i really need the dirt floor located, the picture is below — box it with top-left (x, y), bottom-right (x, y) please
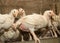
top-left (6, 38), bottom-right (60, 43)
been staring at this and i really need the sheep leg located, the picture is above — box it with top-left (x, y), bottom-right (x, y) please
top-left (29, 29), bottom-right (40, 43)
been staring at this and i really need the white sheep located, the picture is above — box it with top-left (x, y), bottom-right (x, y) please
top-left (0, 9), bottom-right (19, 30)
top-left (13, 10), bottom-right (55, 43)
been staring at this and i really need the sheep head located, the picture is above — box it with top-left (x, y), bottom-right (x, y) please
top-left (18, 8), bottom-right (26, 17)
top-left (10, 9), bottom-right (19, 17)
